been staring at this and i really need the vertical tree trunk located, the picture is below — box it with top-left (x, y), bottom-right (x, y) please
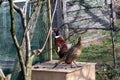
top-left (110, 0), bottom-right (117, 69)
top-left (8, 0), bottom-right (42, 80)
top-left (25, 56), bottom-right (34, 80)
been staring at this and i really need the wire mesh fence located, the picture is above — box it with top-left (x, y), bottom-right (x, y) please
top-left (0, 1), bottom-right (50, 71)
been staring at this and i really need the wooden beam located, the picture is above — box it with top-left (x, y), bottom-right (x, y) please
top-left (47, 0), bottom-right (52, 61)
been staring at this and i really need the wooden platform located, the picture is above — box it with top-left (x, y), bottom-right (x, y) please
top-left (32, 60), bottom-right (96, 80)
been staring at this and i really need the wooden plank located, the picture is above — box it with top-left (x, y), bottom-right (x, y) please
top-left (32, 60), bottom-right (83, 73)
top-left (32, 60), bottom-right (96, 80)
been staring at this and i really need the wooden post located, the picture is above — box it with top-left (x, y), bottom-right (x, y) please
top-left (47, 0), bottom-right (52, 61)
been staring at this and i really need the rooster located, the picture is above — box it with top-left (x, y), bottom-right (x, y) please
top-left (53, 28), bottom-right (68, 59)
top-left (53, 36), bottom-right (82, 68)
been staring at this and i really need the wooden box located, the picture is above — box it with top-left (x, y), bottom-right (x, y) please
top-left (32, 60), bottom-right (96, 80)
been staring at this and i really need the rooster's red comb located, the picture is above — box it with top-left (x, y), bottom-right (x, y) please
top-left (53, 28), bottom-right (58, 33)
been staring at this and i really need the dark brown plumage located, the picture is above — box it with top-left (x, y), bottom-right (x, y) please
top-left (53, 28), bottom-right (68, 59)
top-left (53, 36), bottom-right (82, 68)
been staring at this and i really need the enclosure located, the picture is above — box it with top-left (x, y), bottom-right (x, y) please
top-left (0, 0), bottom-right (120, 80)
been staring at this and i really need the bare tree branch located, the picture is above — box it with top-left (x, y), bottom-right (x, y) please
top-left (14, 1), bottom-right (43, 55)
top-left (20, 1), bottom-right (42, 47)
top-left (32, 27), bottom-right (52, 55)
top-left (22, 0), bottom-right (31, 67)
top-left (32, 0), bottom-right (58, 56)
top-left (8, 0), bottom-right (56, 79)
top-left (9, 4), bottom-right (20, 49)
top-left (13, 4), bottom-right (26, 30)
top-left (8, 0), bottom-right (26, 80)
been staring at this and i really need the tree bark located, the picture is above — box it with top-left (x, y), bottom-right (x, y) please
top-left (8, 0), bottom-right (42, 80)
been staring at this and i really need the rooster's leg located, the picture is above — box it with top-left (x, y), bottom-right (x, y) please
top-left (52, 62), bottom-right (59, 69)
top-left (52, 57), bottom-right (65, 69)
top-left (73, 61), bottom-right (81, 67)
top-left (63, 64), bottom-right (72, 69)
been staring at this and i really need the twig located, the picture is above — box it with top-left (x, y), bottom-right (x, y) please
top-left (32, 0), bottom-right (58, 55)
top-left (32, 27), bottom-right (52, 55)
